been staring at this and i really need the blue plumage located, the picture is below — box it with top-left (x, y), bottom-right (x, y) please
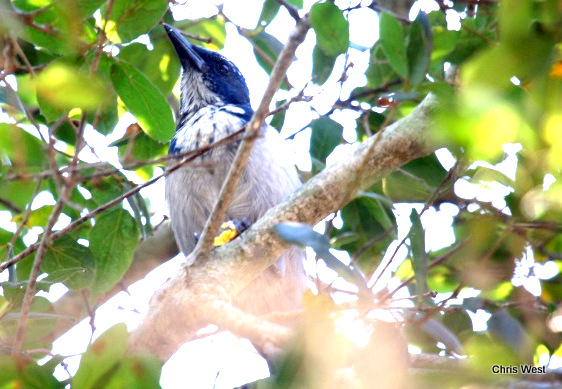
top-left (163, 24), bottom-right (306, 315)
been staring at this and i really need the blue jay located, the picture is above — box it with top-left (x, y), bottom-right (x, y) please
top-left (163, 24), bottom-right (306, 316)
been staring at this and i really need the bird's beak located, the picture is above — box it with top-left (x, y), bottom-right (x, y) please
top-left (163, 23), bottom-right (205, 72)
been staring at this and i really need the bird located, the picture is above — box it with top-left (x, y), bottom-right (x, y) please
top-left (163, 23), bottom-right (307, 316)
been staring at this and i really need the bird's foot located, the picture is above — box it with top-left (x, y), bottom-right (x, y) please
top-left (212, 217), bottom-right (250, 247)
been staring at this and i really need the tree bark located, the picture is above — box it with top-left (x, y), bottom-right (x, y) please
top-left (127, 93), bottom-right (441, 360)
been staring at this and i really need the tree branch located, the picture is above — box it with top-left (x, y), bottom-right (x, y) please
top-left (128, 92), bottom-right (441, 360)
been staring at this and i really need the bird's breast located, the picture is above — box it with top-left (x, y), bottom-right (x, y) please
top-left (170, 106), bottom-right (246, 155)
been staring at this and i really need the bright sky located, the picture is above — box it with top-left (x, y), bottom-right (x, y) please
top-left (1, 0), bottom-right (560, 387)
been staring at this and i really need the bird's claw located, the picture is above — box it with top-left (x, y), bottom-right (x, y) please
top-left (213, 217), bottom-right (250, 247)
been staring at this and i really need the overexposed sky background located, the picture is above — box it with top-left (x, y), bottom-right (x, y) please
top-left (0, 0), bottom-right (560, 387)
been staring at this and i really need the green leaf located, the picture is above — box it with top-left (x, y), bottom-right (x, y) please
top-left (1, 297), bottom-right (57, 350)
top-left (379, 12), bottom-right (407, 77)
top-left (128, 189), bottom-right (153, 237)
top-left (270, 100), bottom-right (287, 131)
top-left (312, 45), bottom-right (337, 85)
top-left (0, 124), bottom-right (45, 169)
top-left (105, 0), bottom-right (167, 43)
top-left (335, 196), bottom-right (396, 269)
top-left (42, 236), bottom-right (95, 290)
top-left (86, 176), bottom-right (126, 209)
top-left (427, 265), bottom-right (458, 293)
top-left (382, 154), bottom-right (449, 202)
top-left (175, 16), bottom-right (227, 51)
top-left (119, 39), bottom-right (181, 95)
top-left (246, 30), bottom-right (284, 76)
top-left (406, 12), bottom-right (432, 86)
top-left (465, 333), bottom-right (519, 374)
top-left (89, 208), bottom-right (139, 294)
top-left (258, 0), bottom-right (281, 27)
top-left (11, 205), bottom-right (53, 227)
top-left (93, 94), bottom-right (119, 135)
top-left (13, 2), bottom-right (98, 55)
top-left (0, 357), bottom-right (63, 389)
top-left (480, 281), bottom-right (514, 302)
top-left (110, 61), bottom-right (175, 143)
top-left (445, 17), bottom-right (494, 64)
top-left (117, 132), bottom-right (168, 177)
top-left (432, 25), bottom-right (460, 61)
top-left (309, 117), bottom-right (343, 165)
top-left (15, 74), bottom-right (38, 108)
top-left (366, 43), bottom-right (401, 88)
top-left (35, 62), bottom-right (108, 112)
top-left (0, 181), bottom-right (41, 211)
top-left (37, 92), bottom-right (64, 123)
top-left (311, 2), bottom-right (349, 56)
top-left (73, 324), bottom-right (129, 389)
top-left (104, 354), bottom-right (163, 389)
top-left (76, 0), bottom-right (107, 16)
top-left (17, 25), bottom-right (70, 56)
top-left (409, 209), bottom-right (427, 299)
top-left (12, 0), bottom-right (51, 12)
top-left (0, 227), bottom-right (25, 265)
top-left (469, 165), bottom-right (514, 187)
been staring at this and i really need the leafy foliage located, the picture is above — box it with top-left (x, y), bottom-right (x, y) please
top-left (0, 0), bottom-right (562, 387)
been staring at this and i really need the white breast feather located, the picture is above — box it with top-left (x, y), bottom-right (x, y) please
top-left (165, 105), bottom-right (306, 315)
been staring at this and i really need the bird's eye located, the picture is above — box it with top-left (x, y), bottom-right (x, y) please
top-left (219, 64), bottom-right (229, 74)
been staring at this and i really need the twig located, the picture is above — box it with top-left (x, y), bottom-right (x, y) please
top-left (8, 36), bottom-right (35, 77)
top-left (378, 241), bottom-right (465, 302)
top-left (4, 135), bottom-right (239, 183)
top-left (82, 290), bottom-right (96, 345)
top-left (275, 0), bottom-right (300, 22)
top-left (46, 118), bottom-right (67, 192)
top-left (0, 197), bottom-right (22, 213)
top-left (193, 14), bottom-right (311, 253)
top-left (283, 76), bottom-right (390, 141)
top-left (415, 284), bottom-right (463, 327)
top-left (178, 30), bottom-right (212, 44)
top-left (266, 84), bottom-right (311, 118)
top-left (339, 79), bottom-right (402, 105)
top-left (369, 160), bottom-right (461, 290)
top-left (95, 0), bottom-right (114, 71)
top-left (0, 128), bottom-right (249, 272)
top-left (0, 179), bottom-right (42, 265)
top-left (11, 188), bottom-right (69, 356)
top-left (11, 81), bottom-right (85, 356)
top-left (10, 8), bottom-right (57, 36)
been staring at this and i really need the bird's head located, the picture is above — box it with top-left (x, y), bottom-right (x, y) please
top-left (163, 23), bottom-right (251, 119)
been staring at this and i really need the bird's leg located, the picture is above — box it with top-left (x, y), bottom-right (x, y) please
top-left (212, 217), bottom-right (250, 247)
top-left (193, 217), bottom-right (250, 247)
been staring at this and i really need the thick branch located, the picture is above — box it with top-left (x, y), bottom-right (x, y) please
top-left (128, 93), bottom-right (440, 360)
